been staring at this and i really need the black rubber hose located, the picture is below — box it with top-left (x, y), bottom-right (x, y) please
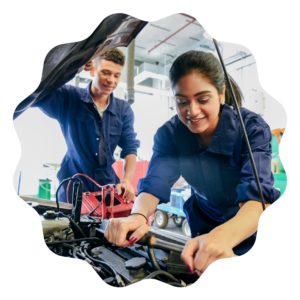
top-left (167, 282), bottom-right (185, 287)
top-left (55, 212), bottom-right (87, 238)
top-left (68, 250), bottom-right (76, 260)
top-left (66, 216), bottom-right (87, 238)
top-left (144, 270), bottom-right (180, 283)
top-left (91, 266), bottom-right (107, 279)
top-left (55, 178), bottom-right (83, 213)
top-left (46, 237), bottom-right (101, 246)
top-left (83, 248), bottom-right (118, 279)
top-left (59, 243), bottom-right (74, 250)
top-left (147, 247), bottom-right (161, 271)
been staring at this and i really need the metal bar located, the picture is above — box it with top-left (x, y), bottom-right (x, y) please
top-left (213, 39), bottom-right (266, 211)
top-left (148, 17), bottom-right (196, 53)
top-left (179, 13), bottom-right (195, 19)
top-left (151, 238), bottom-right (185, 253)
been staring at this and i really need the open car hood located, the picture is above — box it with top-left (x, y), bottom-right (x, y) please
top-left (13, 13), bottom-right (147, 119)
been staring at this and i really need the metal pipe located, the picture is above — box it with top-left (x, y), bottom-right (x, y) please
top-left (148, 16), bottom-right (196, 53)
top-left (150, 237), bottom-right (185, 253)
top-left (126, 39), bottom-right (135, 104)
top-left (179, 13), bottom-right (195, 19)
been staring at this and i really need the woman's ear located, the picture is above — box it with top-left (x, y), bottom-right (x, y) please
top-left (221, 85), bottom-right (226, 105)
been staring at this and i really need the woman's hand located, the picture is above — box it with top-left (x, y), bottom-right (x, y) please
top-left (181, 230), bottom-right (235, 276)
top-left (104, 215), bottom-right (149, 247)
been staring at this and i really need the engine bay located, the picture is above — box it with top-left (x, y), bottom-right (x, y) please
top-left (23, 187), bottom-right (199, 288)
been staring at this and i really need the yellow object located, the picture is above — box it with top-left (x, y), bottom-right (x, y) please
top-left (271, 159), bottom-right (280, 174)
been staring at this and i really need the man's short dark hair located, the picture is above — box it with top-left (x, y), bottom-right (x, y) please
top-left (95, 48), bottom-right (125, 67)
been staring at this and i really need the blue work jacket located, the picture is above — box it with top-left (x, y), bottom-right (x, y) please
top-left (138, 104), bottom-right (280, 255)
top-left (31, 81), bottom-right (140, 203)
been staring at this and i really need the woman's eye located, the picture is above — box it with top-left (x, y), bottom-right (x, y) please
top-left (176, 100), bottom-right (188, 106)
top-left (198, 99), bottom-right (209, 104)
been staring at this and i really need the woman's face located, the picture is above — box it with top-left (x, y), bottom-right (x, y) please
top-left (174, 72), bottom-right (225, 137)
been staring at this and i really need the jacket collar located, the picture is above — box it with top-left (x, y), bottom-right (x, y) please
top-left (81, 81), bottom-right (117, 116)
top-left (178, 104), bottom-right (238, 156)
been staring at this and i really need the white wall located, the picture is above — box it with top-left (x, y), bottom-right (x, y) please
top-left (222, 41), bottom-right (287, 130)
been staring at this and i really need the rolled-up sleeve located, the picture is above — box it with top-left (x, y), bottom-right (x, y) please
top-left (119, 104), bottom-right (140, 158)
top-left (236, 124), bottom-right (281, 205)
top-left (137, 127), bottom-right (181, 204)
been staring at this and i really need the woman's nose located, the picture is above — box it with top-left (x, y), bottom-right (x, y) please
top-left (188, 101), bottom-right (201, 117)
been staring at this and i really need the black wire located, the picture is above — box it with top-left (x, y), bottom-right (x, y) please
top-left (83, 249), bottom-right (118, 278)
top-left (91, 266), bottom-right (107, 279)
top-left (87, 255), bottom-right (121, 286)
top-left (57, 212), bottom-right (87, 238)
top-left (144, 270), bottom-right (180, 283)
top-left (46, 237), bottom-right (101, 246)
top-left (55, 177), bottom-right (83, 213)
top-left (60, 244), bottom-right (75, 259)
top-left (147, 248), bottom-right (161, 271)
top-left (213, 39), bottom-right (266, 211)
top-left (68, 250), bottom-right (78, 260)
top-left (73, 247), bottom-right (79, 260)
top-left (167, 282), bottom-right (185, 287)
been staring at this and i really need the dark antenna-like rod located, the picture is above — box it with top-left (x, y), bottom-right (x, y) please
top-left (213, 39), bottom-right (266, 211)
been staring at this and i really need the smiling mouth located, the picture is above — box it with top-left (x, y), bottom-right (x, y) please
top-left (187, 117), bottom-right (206, 125)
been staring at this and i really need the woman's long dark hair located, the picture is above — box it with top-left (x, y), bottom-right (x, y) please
top-left (169, 51), bottom-right (243, 108)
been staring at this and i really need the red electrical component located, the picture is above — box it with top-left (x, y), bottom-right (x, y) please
top-left (81, 185), bottom-right (134, 219)
top-left (66, 173), bottom-right (150, 225)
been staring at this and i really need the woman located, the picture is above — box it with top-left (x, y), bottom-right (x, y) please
top-left (104, 50), bottom-right (280, 275)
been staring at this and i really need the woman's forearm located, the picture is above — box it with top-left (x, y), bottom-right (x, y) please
top-left (211, 200), bottom-right (264, 249)
top-left (131, 192), bottom-right (160, 219)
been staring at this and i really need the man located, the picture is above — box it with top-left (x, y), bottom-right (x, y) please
top-left (29, 48), bottom-right (140, 203)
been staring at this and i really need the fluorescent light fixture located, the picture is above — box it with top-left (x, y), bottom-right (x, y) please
top-left (134, 71), bottom-right (169, 85)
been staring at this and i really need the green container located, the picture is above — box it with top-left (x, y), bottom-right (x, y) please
top-left (273, 173), bottom-right (287, 196)
top-left (271, 134), bottom-right (279, 154)
top-left (38, 178), bottom-right (52, 200)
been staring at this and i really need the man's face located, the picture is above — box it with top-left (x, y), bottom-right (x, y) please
top-left (93, 59), bottom-right (123, 95)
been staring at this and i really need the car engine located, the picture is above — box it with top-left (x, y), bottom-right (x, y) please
top-left (24, 183), bottom-right (199, 288)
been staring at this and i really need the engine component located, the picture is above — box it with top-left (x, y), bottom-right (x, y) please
top-left (81, 186), bottom-right (133, 219)
top-left (41, 214), bottom-right (70, 235)
top-left (125, 258), bottom-right (149, 279)
top-left (39, 185), bottom-right (198, 287)
top-left (43, 210), bottom-right (56, 219)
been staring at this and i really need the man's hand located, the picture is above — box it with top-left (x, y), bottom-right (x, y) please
top-left (84, 60), bottom-right (94, 71)
top-left (116, 180), bottom-right (135, 203)
top-left (181, 230), bottom-right (236, 276)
